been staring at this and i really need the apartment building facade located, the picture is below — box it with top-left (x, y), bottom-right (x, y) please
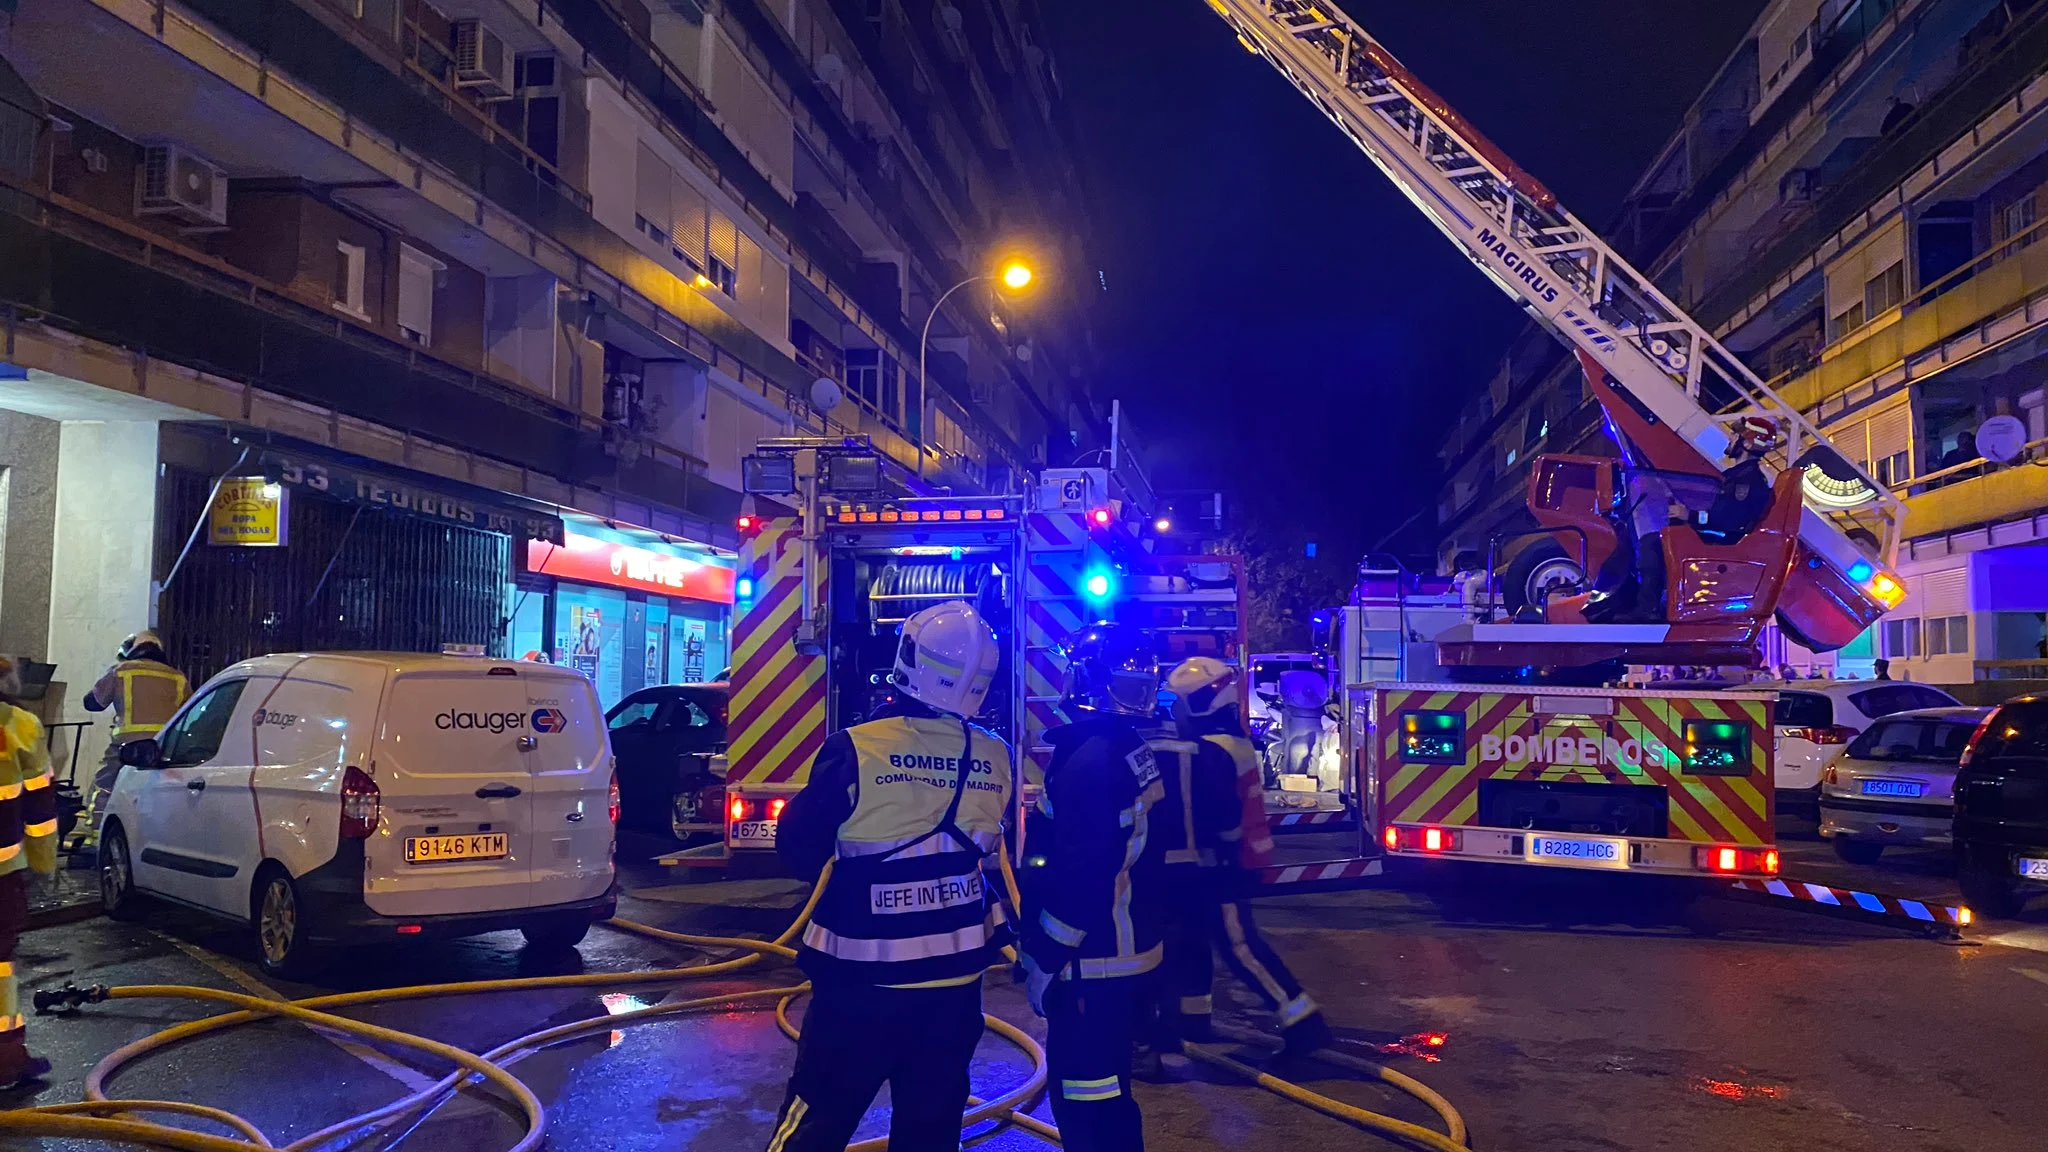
top-left (1435, 0), bottom-right (2048, 698)
top-left (0, 0), bottom-right (1103, 773)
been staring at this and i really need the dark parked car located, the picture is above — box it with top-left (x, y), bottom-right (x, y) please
top-left (1952, 696), bottom-right (2048, 918)
top-left (605, 683), bottom-right (728, 842)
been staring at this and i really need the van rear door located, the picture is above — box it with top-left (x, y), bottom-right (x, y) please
top-left (520, 665), bottom-right (615, 907)
top-left (368, 664), bottom-right (538, 916)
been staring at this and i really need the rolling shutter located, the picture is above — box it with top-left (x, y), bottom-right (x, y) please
top-left (671, 177), bottom-right (708, 268)
top-left (635, 142), bottom-right (671, 236)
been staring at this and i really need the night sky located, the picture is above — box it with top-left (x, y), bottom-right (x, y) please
top-left (1043, 0), bottom-right (1769, 564)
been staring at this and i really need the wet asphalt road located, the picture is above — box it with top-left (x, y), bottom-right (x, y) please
top-left (6, 822), bottom-right (2048, 1152)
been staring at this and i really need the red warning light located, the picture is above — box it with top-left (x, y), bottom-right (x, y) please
top-left (768, 798), bottom-right (787, 820)
top-left (1088, 507), bottom-right (1114, 529)
top-left (729, 795), bottom-right (748, 821)
top-left (736, 514), bottom-right (763, 538)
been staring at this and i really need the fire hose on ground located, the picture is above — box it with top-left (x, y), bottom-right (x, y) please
top-left (2, 850), bottom-right (1471, 1151)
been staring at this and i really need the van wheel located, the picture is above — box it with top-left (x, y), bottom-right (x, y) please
top-left (521, 918), bottom-right (592, 952)
top-left (99, 826), bottom-right (143, 922)
top-left (1959, 852), bottom-right (2025, 919)
top-left (1832, 837), bottom-right (1884, 865)
top-left (253, 866), bottom-right (321, 978)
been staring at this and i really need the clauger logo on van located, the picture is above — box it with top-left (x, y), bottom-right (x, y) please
top-left (250, 708), bottom-right (298, 729)
top-left (530, 707), bottom-right (567, 734)
top-left (436, 709), bottom-right (528, 733)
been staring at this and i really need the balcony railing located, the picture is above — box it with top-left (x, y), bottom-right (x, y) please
top-left (1777, 212), bottom-right (2048, 414)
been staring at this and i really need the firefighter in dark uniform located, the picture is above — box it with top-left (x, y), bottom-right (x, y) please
top-left (1018, 623), bottom-right (1168, 1152)
top-left (768, 600), bottom-right (1013, 1152)
top-left (1165, 657), bottom-right (1331, 1056)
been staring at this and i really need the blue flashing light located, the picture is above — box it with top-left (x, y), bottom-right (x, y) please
top-left (1846, 560), bottom-right (1874, 583)
top-left (1083, 568), bottom-right (1116, 602)
top-left (735, 576), bottom-right (756, 601)
top-left (949, 546), bottom-right (964, 561)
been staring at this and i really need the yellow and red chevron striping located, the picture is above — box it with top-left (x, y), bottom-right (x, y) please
top-left (726, 519), bottom-right (828, 787)
top-left (1025, 511), bottom-right (1092, 551)
top-left (1375, 687), bottom-right (1773, 846)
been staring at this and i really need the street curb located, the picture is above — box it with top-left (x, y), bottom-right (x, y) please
top-left (27, 899), bottom-right (105, 932)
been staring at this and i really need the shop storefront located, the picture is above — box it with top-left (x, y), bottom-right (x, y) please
top-left (512, 522), bottom-right (736, 710)
top-left (157, 424), bottom-right (565, 683)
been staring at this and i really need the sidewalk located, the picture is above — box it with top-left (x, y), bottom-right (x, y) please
top-left (25, 866), bottom-right (102, 930)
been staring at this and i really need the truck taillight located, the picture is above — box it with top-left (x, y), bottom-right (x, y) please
top-left (340, 766), bottom-right (381, 839)
top-left (769, 798), bottom-right (787, 820)
top-left (1698, 846), bottom-right (1778, 875)
top-left (729, 795), bottom-right (749, 822)
top-left (1384, 825), bottom-right (1460, 853)
top-left (608, 772), bottom-right (620, 826)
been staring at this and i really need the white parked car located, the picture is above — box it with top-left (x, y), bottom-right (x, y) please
top-left (1752, 679), bottom-right (1962, 814)
top-left (99, 652), bottom-right (618, 975)
top-left (1818, 706), bottom-right (1990, 864)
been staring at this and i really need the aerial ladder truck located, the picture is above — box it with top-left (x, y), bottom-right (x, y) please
top-left (1203, 0), bottom-right (1917, 885)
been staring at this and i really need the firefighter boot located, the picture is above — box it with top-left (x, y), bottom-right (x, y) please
top-left (1280, 1009), bottom-right (1333, 1059)
top-left (0, 1028), bottom-right (50, 1089)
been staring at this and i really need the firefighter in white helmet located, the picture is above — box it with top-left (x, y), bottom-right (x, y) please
top-left (1164, 657), bottom-right (1332, 1057)
top-left (767, 600), bottom-right (1014, 1152)
top-left (81, 630), bottom-right (188, 845)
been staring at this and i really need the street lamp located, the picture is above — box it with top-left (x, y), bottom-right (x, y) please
top-left (916, 258), bottom-right (1035, 479)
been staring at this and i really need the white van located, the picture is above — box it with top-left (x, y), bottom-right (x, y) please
top-left (99, 653), bottom-right (618, 975)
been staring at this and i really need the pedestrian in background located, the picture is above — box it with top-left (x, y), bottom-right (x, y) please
top-left (1019, 623), bottom-right (1168, 1152)
top-left (81, 630), bottom-right (188, 844)
top-left (766, 601), bottom-right (1013, 1152)
top-left (0, 654), bottom-right (58, 1088)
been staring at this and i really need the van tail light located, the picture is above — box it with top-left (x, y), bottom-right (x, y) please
top-left (1697, 845), bottom-right (1778, 875)
top-left (1784, 725), bottom-right (1856, 745)
top-left (1958, 711), bottom-right (1999, 769)
top-left (607, 772), bottom-right (620, 826)
top-left (340, 766), bottom-right (382, 839)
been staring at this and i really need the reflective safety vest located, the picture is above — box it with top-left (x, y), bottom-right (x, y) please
top-left (800, 715), bottom-right (1015, 987)
top-left (95, 660), bottom-right (190, 742)
top-left (0, 704), bottom-right (56, 877)
top-left (1203, 733), bottom-right (1275, 869)
top-left (1147, 735), bottom-right (1213, 868)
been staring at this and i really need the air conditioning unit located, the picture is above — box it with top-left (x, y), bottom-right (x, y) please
top-left (451, 19), bottom-right (514, 100)
top-left (137, 144), bottom-right (228, 228)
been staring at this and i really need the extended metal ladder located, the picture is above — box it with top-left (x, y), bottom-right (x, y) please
top-left (1203, 0), bottom-right (1906, 596)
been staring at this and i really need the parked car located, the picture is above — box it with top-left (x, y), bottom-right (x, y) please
top-left (1818, 706), bottom-right (1989, 864)
top-left (1953, 695), bottom-right (2048, 917)
top-left (606, 683), bottom-right (728, 841)
top-left (99, 653), bottom-right (619, 976)
top-left (1754, 679), bottom-right (1963, 814)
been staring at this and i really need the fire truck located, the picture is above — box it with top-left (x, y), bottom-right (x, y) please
top-left (673, 437), bottom-right (1242, 867)
top-left (1201, 0), bottom-right (1915, 881)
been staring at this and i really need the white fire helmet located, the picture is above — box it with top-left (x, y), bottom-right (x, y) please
top-left (1166, 656), bottom-right (1238, 723)
top-left (893, 600), bottom-right (1001, 717)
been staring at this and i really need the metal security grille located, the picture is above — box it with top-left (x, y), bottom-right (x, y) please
top-left (155, 465), bottom-right (512, 683)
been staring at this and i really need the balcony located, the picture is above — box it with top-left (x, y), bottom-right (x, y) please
top-left (1898, 446), bottom-right (2048, 539)
top-left (1778, 215), bottom-right (2048, 415)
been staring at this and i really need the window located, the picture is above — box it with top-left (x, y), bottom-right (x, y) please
top-left (846, 348), bottom-right (880, 408)
top-left (709, 212), bottom-right (739, 297)
top-left (880, 355), bottom-right (900, 422)
top-left (1874, 450), bottom-right (1910, 488)
top-left (608, 699), bottom-right (660, 730)
top-left (1849, 683), bottom-right (1959, 719)
top-left (1773, 691), bottom-right (1833, 728)
top-left (635, 143), bottom-right (673, 249)
top-left (1864, 261), bottom-right (1905, 319)
top-left (397, 245), bottom-right (443, 346)
top-left (1924, 614), bottom-right (1969, 657)
top-left (333, 241), bottom-right (367, 320)
top-left (1995, 183), bottom-right (2044, 257)
top-left (159, 681), bottom-right (247, 766)
top-left (667, 697), bottom-right (712, 729)
top-left (1829, 301), bottom-right (1866, 342)
top-left (1881, 616), bottom-right (1921, 659)
top-left (708, 255), bottom-right (737, 296)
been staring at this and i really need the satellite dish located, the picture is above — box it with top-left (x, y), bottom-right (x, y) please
top-left (817, 53), bottom-right (846, 86)
top-left (1977, 414), bottom-right (2028, 464)
top-left (809, 377), bottom-right (843, 413)
top-left (1013, 341), bottom-right (1034, 363)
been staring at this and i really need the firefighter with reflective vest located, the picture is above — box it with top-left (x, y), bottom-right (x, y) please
top-left (81, 630), bottom-right (189, 842)
top-left (1164, 657), bottom-right (1332, 1057)
top-left (0, 654), bottom-right (58, 1087)
top-left (1017, 623), bottom-right (1168, 1152)
top-left (767, 600), bottom-right (1014, 1152)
